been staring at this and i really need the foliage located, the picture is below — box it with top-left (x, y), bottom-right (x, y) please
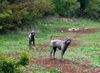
top-left (0, 0), bottom-right (29, 33)
top-left (18, 51), bottom-right (30, 66)
top-left (0, 0), bottom-right (55, 33)
top-left (0, 55), bottom-right (21, 73)
top-left (0, 51), bottom-right (30, 73)
top-left (33, 0), bottom-right (55, 17)
top-left (0, 0), bottom-right (100, 33)
top-left (53, 0), bottom-right (79, 17)
top-left (85, 0), bottom-right (100, 20)
top-left (77, 0), bottom-right (90, 16)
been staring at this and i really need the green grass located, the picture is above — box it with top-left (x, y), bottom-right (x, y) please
top-left (0, 33), bottom-right (28, 53)
top-left (0, 18), bottom-right (100, 72)
top-left (43, 18), bottom-right (100, 28)
top-left (74, 31), bottom-right (100, 67)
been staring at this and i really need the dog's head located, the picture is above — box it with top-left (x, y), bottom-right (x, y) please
top-left (31, 31), bottom-right (35, 36)
top-left (65, 38), bottom-right (71, 45)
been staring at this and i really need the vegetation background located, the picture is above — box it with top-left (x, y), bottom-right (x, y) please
top-left (0, 0), bottom-right (100, 33)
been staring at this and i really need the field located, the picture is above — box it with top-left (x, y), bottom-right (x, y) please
top-left (0, 18), bottom-right (100, 73)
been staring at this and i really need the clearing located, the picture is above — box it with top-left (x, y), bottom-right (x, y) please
top-left (0, 18), bottom-right (100, 73)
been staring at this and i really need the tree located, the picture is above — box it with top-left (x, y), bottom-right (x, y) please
top-left (0, 0), bottom-right (29, 33)
top-left (53, 0), bottom-right (79, 17)
top-left (85, 0), bottom-right (100, 20)
top-left (77, 0), bottom-right (89, 16)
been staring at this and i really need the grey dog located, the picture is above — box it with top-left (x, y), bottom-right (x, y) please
top-left (50, 38), bottom-right (71, 61)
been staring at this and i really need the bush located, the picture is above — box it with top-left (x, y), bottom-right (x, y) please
top-left (0, 55), bottom-right (20, 73)
top-left (0, 0), bottom-right (29, 34)
top-left (21, 10), bottom-right (39, 28)
top-left (0, 0), bottom-right (55, 33)
top-left (18, 51), bottom-right (30, 66)
top-left (53, 0), bottom-right (79, 17)
top-left (0, 51), bottom-right (30, 73)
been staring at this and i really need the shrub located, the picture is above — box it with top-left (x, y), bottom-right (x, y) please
top-left (18, 51), bottom-right (30, 66)
top-left (0, 51), bottom-right (30, 73)
top-left (0, 55), bottom-right (20, 73)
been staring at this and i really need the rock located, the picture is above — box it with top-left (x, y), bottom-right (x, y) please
top-left (68, 28), bottom-right (80, 32)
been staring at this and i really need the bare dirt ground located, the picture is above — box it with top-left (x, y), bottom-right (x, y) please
top-left (36, 44), bottom-right (48, 47)
top-left (29, 58), bottom-right (100, 73)
top-left (54, 27), bottom-right (100, 34)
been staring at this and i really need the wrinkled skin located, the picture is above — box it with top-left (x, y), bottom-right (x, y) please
top-left (50, 39), bottom-right (71, 61)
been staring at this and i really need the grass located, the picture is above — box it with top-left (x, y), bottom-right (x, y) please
top-left (0, 33), bottom-right (28, 53)
top-left (0, 18), bottom-right (100, 72)
top-left (43, 18), bottom-right (100, 28)
top-left (76, 32), bottom-right (100, 67)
